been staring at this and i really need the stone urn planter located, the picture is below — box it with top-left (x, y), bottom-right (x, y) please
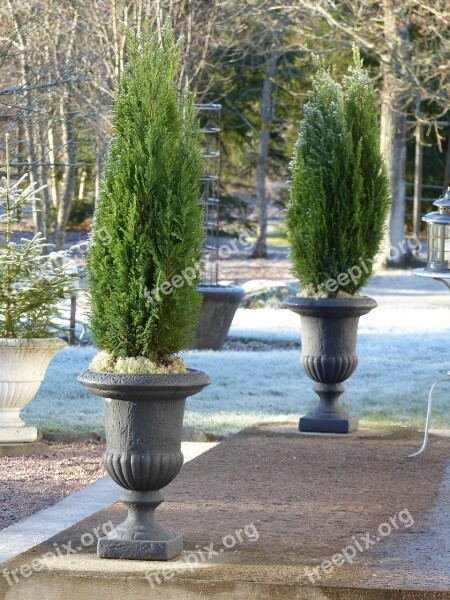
top-left (284, 297), bottom-right (376, 433)
top-left (195, 284), bottom-right (244, 350)
top-left (78, 368), bottom-right (210, 560)
top-left (0, 338), bottom-right (66, 443)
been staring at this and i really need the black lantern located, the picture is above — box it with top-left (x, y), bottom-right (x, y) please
top-left (423, 187), bottom-right (450, 272)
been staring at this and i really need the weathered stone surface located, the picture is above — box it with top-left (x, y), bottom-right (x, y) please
top-left (0, 338), bottom-right (66, 443)
top-left (195, 285), bottom-right (244, 350)
top-left (98, 535), bottom-right (183, 560)
top-left (284, 296), bottom-right (377, 433)
top-left (78, 369), bottom-right (210, 561)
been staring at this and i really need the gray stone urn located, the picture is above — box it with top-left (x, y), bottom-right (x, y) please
top-left (195, 284), bottom-right (244, 350)
top-left (284, 296), bottom-right (377, 433)
top-left (77, 369), bottom-right (210, 560)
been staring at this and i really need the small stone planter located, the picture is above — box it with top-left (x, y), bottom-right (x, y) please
top-left (78, 368), bottom-right (210, 560)
top-left (284, 297), bottom-right (376, 433)
top-left (195, 284), bottom-right (244, 350)
top-left (0, 338), bottom-right (66, 443)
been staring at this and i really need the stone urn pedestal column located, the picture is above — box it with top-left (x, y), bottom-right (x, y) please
top-left (78, 369), bottom-right (210, 560)
top-left (284, 297), bottom-right (376, 433)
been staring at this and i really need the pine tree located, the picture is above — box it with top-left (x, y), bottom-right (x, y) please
top-left (0, 135), bottom-right (75, 338)
top-left (88, 21), bottom-right (204, 363)
top-left (287, 49), bottom-right (390, 296)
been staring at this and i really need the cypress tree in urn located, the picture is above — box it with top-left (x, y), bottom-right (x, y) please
top-left (284, 49), bottom-right (390, 433)
top-left (78, 21), bottom-right (210, 561)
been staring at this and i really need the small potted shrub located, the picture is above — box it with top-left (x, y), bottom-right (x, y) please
top-left (0, 138), bottom-right (72, 443)
top-left (284, 50), bottom-right (390, 433)
top-left (77, 22), bottom-right (210, 561)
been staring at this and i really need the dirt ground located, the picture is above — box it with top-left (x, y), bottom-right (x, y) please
top-left (219, 251), bottom-right (292, 283)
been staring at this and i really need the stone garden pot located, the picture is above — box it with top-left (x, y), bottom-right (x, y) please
top-left (0, 338), bottom-right (66, 443)
top-left (78, 368), bottom-right (210, 560)
top-left (284, 297), bottom-right (377, 433)
top-left (195, 284), bottom-right (244, 350)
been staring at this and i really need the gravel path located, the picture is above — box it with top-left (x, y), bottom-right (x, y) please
top-left (0, 441), bottom-right (104, 531)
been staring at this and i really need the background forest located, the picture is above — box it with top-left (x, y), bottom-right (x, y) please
top-left (0, 0), bottom-right (448, 263)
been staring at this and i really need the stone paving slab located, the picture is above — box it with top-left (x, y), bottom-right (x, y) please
top-left (0, 426), bottom-right (449, 599)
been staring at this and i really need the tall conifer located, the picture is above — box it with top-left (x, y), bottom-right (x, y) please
top-left (88, 21), bottom-right (204, 362)
top-left (287, 49), bottom-right (390, 296)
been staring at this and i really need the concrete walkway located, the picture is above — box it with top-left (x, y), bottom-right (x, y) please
top-left (0, 427), bottom-right (449, 599)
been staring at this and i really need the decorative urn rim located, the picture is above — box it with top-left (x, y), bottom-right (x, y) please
top-left (197, 283), bottom-right (244, 302)
top-left (77, 368), bottom-right (211, 400)
top-left (283, 295), bottom-right (377, 318)
top-left (0, 337), bottom-right (67, 349)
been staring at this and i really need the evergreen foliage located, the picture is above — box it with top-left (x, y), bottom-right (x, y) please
top-left (287, 49), bottom-right (390, 296)
top-left (0, 136), bottom-right (75, 338)
top-left (88, 21), bottom-right (204, 363)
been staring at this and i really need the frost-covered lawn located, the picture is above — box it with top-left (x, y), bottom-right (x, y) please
top-left (24, 271), bottom-right (450, 434)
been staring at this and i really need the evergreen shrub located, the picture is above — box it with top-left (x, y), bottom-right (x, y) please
top-left (0, 136), bottom-right (74, 338)
top-left (88, 21), bottom-right (204, 366)
top-left (287, 49), bottom-right (390, 296)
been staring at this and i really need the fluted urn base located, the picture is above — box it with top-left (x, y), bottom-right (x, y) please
top-left (98, 490), bottom-right (182, 560)
top-left (77, 368), bottom-right (210, 560)
top-left (299, 383), bottom-right (358, 433)
top-left (284, 296), bottom-right (377, 434)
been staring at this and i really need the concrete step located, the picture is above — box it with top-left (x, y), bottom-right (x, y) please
top-left (0, 426), bottom-right (449, 599)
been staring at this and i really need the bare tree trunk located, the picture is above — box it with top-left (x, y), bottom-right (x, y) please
top-left (412, 123), bottom-right (423, 242)
top-left (252, 51), bottom-right (277, 259)
top-left (95, 141), bottom-right (108, 209)
top-left (55, 98), bottom-right (76, 250)
top-left (78, 169), bottom-right (87, 201)
top-left (54, 6), bottom-right (79, 250)
top-left (24, 123), bottom-right (42, 232)
top-left (443, 130), bottom-right (450, 190)
top-left (47, 124), bottom-right (59, 210)
top-left (44, 34), bottom-right (59, 217)
top-left (38, 120), bottom-right (51, 239)
top-left (380, 0), bottom-right (409, 265)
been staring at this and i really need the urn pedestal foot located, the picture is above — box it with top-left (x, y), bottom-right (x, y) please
top-left (98, 490), bottom-right (182, 560)
top-left (299, 383), bottom-right (359, 434)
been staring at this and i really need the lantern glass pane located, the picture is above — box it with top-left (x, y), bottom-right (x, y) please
top-left (428, 223), bottom-right (450, 269)
top-left (446, 225), bottom-right (450, 264)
